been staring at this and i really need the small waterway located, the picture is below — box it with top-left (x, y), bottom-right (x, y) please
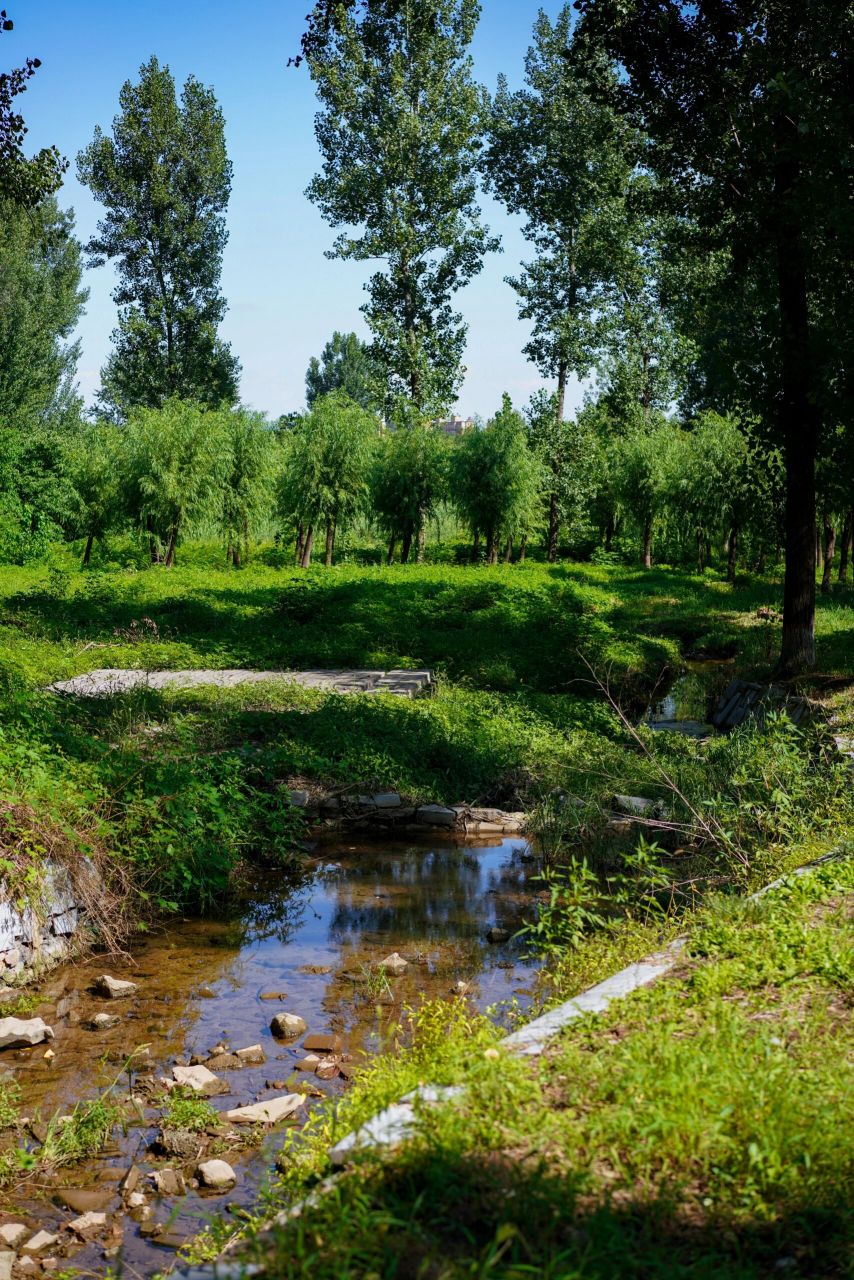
top-left (0, 836), bottom-right (539, 1276)
top-left (644, 657), bottom-right (735, 738)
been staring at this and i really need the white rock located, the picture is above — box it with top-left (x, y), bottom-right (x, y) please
top-left (0, 1250), bottom-right (13, 1280)
top-left (234, 1044), bottom-right (265, 1064)
top-left (224, 1094), bottom-right (305, 1125)
top-left (21, 1231), bottom-right (59, 1255)
top-left (172, 1064), bottom-right (228, 1096)
top-left (0, 1225), bottom-right (28, 1249)
top-left (270, 1012), bottom-right (307, 1039)
top-left (196, 1159), bottom-right (236, 1190)
top-left (127, 1192), bottom-right (146, 1210)
top-left (93, 975), bottom-right (138, 1000)
top-left (612, 794), bottom-right (655, 817)
top-left (68, 1211), bottom-right (107, 1239)
top-left (0, 1017), bottom-right (53, 1049)
top-left (379, 952), bottom-right (408, 976)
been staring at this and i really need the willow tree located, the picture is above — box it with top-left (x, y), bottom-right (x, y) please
top-left (78, 57), bottom-right (239, 418)
top-left (305, 0), bottom-right (497, 414)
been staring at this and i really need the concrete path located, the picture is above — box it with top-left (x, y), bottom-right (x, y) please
top-left (50, 668), bottom-right (432, 699)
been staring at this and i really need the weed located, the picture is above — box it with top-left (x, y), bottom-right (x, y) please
top-left (162, 1089), bottom-right (220, 1133)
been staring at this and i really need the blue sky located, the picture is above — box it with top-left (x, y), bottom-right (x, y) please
top-left (16, 0), bottom-right (584, 419)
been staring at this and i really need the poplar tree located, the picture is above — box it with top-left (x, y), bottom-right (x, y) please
top-left (305, 0), bottom-right (498, 414)
top-left (78, 57), bottom-right (239, 419)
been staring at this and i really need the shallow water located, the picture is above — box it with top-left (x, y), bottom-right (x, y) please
top-left (645, 658), bottom-right (734, 737)
top-left (0, 836), bottom-right (539, 1275)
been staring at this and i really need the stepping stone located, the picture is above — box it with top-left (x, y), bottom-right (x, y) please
top-left (93, 975), bottom-right (138, 1000)
top-left (224, 1094), bottom-right (305, 1125)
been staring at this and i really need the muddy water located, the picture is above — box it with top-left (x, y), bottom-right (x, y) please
top-left (1, 836), bottom-right (539, 1276)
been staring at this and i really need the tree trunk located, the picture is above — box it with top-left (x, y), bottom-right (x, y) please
top-left (838, 509), bottom-right (852, 584)
top-left (697, 530), bottom-right (705, 573)
top-left (727, 524), bottom-right (738, 583)
top-left (82, 532), bottom-right (94, 567)
top-left (547, 491), bottom-right (559, 563)
top-left (821, 517), bottom-right (836, 594)
top-left (756, 548), bottom-right (767, 574)
top-left (775, 134), bottom-right (818, 673)
top-left (295, 523), bottom-right (305, 565)
top-left (400, 529), bottom-right (412, 564)
top-left (416, 519), bottom-right (426, 564)
top-left (386, 534), bottom-right (396, 565)
top-left (226, 542), bottom-right (233, 566)
top-left (324, 518), bottom-right (335, 567)
top-left (518, 535), bottom-right (527, 563)
top-left (299, 524), bottom-right (314, 569)
top-left (164, 525), bottom-right (178, 568)
top-left (642, 520), bottom-right (652, 569)
top-left (815, 523), bottom-right (823, 574)
top-left (486, 527), bottom-right (498, 565)
top-left (471, 529), bottom-right (480, 563)
top-left (232, 543), bottom-right (241, 569)
top-left (604, 515), bottom-right (614, 554)
top-left (146, 516), bottom-right (161, 564)
top-left (503, 537), bottom-right (513, 563)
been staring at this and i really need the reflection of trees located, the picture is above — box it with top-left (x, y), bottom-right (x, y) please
top-left (207, 866), bottom-right (316, 947)
top-left (326, 846), bottom-right (532, 947)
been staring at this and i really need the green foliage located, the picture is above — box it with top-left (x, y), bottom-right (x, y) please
top-left (370, 419), bottom-right (450, 562)
top-left (123, 399), bottom-right (231, 564)
top-left (306, 331), bottom-right (379, 411)
top-left (451, 395), bottom-right (545, 561)
top-left (219, 409), bottom-right (276, 567)
top-left (162, 1089), bottom-right (219, 1133)
top-left (77, 55), bottom-right (239, 417)
top-left (277, 392), bottom-right (378, 564)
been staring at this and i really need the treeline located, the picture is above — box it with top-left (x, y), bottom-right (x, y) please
top-left (52, 389), bottom-right (801, 582)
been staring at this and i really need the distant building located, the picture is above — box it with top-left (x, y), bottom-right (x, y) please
top-left (434, 415), bottom-right (474, 436)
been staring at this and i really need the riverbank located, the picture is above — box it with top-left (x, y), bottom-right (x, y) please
top-left (184, 852), bottom-right (854, 1280)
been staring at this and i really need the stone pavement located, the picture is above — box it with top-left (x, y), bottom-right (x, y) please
top-left (50, 668), bottom-right (433, 699)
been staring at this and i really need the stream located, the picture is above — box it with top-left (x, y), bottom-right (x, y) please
top-left (0, 835), bottom-right (539, 1277)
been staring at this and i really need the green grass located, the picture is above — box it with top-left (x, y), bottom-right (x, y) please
top-left (188, 855), bottom-right (853, 1279)
top-left (1, 545), bottom-right (853, 910)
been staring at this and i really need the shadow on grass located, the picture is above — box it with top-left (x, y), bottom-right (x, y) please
top-left (2, 567), bottom-right (678, 694)
top-left (253, 1146), bottom-right (847, 1279)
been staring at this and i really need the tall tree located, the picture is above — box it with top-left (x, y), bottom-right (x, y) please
top-left (306, 331), bottom-right (379, 410)
top-left (0, 196), bottom-right (87, 552)
top-left (305, 0), bottom-right (498, 413)
top-left (371, 418), bottom-right (449, 563)
top-left (451, 395), bottom-right (544, 563)
top-left (77, 57), bottom-right (240, 418)
top-left (123, 399), bottom-right (230, 566)
top-left (485, 11), bottom-right (633, 423)
top-left (0, 9), bottom-right (65, 204)
top-left (219, 409), bottom-right (276, 567)
top-left (577, 0), bottom-right (854, 672)
top-left (277, 392), bottom-right (376, 566)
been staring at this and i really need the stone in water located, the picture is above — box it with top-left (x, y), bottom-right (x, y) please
top-left (93, 975), bottom-right (138, 1000)
top-left (172, 1064), bottom-right (229, 1097)
top-left (379, 952), bottom-right (407, 976)
top-left (270, 1012), bottom-right (307, 1039)
top-left (196, 1159), bottom-right (236, 1191)
top-left (224, 1094), bottom-right (304, 1125)
top-left (0, 1017), bottom-right (53, 1049)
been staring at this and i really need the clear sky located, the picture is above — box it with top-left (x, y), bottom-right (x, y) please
top-left (15, 0), bottom-right (584, 420)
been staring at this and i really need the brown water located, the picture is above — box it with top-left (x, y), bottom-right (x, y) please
top-left (0, 836), bottom-right (540, 1276)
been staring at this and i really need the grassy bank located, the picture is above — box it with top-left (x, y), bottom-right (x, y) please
top-left (1, 548), bottom-right (853, 914)
top-left (187, 854), bottom-right (854, 1279)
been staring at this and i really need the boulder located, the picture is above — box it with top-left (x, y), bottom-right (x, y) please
top-left (171, 1064), bottom-right (229, 1097)
top-left (371, 793), bottom-right (402, 809)
top-left (235, 1044), bottom-right (265, 1064)
top-left (378, 952), bottom-right (407, 976)
top-left (150, 1168), bottom-right (186, 1197)
top-left (415, 804), bottom-right (457, 827)
top-left (21, 1231), bottom-right (59, 1256)
top-left (67, 1211), bottom-right (107, 1240)
top-left (196, 1159), bottom-right (236, 1191)
top-left (83, 1013), bottom-right (120, 1032)
top-left (612, 794), bottom-right (656, 817)
top-left (93, 975), bottom-right (138, 1000)
top-left (0, 1017), bottom-right (53, 1049)
top-left (224, 1094), bottom-right (304, 1125)
top-left (270, 1012), bottom-right (307, 1039)
top-left (0, 1225), bottom-right (28, 1249)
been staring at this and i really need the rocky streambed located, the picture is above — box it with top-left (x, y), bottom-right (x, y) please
top-left (0, 836), bottom-right (539, 1277)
